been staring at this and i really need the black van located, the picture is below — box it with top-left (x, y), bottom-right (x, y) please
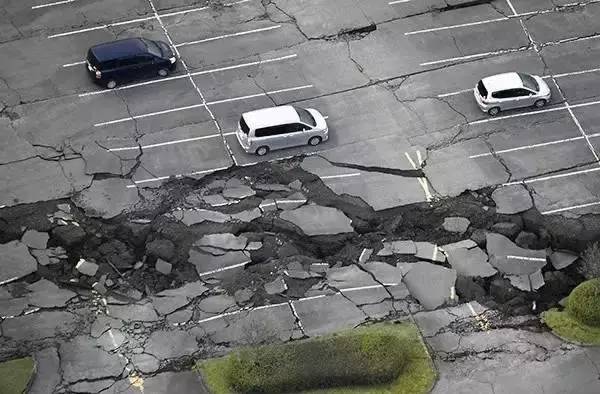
top-left (86, 38), bottom-right (177, 89)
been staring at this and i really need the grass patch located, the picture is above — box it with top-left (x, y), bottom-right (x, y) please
top-left (0, 357), bottom-right (35, 394)
top-left (196, 322), bottom-right (436, 394)
top-left (542, 309), bottom-right (600, 345)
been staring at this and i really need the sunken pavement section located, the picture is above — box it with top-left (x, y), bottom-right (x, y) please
top-left (1, 160), bottom-right (600, 393)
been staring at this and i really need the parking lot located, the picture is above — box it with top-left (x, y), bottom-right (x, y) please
top-left (2, 0), bottom-right (600, 215)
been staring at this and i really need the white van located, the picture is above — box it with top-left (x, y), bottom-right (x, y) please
top-left (236, 105), bottom-right (328, 156)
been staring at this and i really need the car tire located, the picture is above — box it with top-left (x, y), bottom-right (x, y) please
top-left (534, 99), bottom-right (547, 108)
top-left (308, 136), bottom-right (322, 146)
top-left (106, 80), bottom-right (117, 89)
top-left (488, 107), bottom-right (500, 116)
top-left (255, 146), bottom-right (269, 156)
top-left (158, 69), bottom-right (168, 77)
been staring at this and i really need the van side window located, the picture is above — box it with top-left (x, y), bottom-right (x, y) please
top-left (255, 126), bottom-right (286, 137)
top-left (119, 57), bottom-right (139, 67)
top-left (284, 123), bottom-right (305, 133)
top-left (101, 59), bottom-right (119, 70)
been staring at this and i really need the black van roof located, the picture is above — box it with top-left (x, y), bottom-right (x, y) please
top-left (89, 38), bottom-right (147, 62)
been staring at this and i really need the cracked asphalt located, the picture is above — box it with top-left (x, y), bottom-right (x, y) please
top-left (2, 0), bottom-right (600, 392)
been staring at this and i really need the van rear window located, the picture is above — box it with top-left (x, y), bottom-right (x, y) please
top-left (239, 116), bottom-right (250, 134)
top-left (477, 80), bottom-right (488, 98)
top-left (86, 49), bottom-right (99, 68)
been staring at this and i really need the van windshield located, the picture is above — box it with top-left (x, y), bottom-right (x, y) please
top-left (294, 107), bottom-right (316, 127)
top-left (143, 39), bottom-right (162, 57)
top-left (239, 116), bottom-right (250, 134)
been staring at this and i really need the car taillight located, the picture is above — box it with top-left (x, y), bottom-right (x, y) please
top-left (95, 70), bottom-right (101, 79)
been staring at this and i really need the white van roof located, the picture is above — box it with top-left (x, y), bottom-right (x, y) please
top-left (242, 106), bottom-right (299, 129)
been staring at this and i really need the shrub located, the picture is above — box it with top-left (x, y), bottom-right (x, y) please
top-left (578, 242), bottom-right (600, 280)
top-left (566, 278), bottom-right (600, 327)
top-left (225, 330), bottom-right (407, 393)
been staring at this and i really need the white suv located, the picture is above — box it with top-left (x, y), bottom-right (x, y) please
top-left (474, 72), bottom-right (551, 116)
top-left (236, 105), bottom-right (328, 156)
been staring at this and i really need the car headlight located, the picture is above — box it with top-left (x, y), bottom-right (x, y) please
top-left (169, 56), bottom-right (177, 64)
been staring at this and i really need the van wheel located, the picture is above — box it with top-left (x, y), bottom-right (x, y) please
top-left (534, 99), bottom-right (547, 108)
top-left (106, 80), bottom-right (117, 89)
top-left (488, 107), bottom-right (500, 116)
top-left (158, 69), bottom-right (168, 77)
top-left (255, 146), bottom-right (269, 156)
top-left (308, 136), bottom-right (322, 146)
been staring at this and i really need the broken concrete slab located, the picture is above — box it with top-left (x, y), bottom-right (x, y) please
top-left (155, 259), bottom-right (172, 275)
top-left (97, 328), bottom-right (126, 351)
top-left (26, 279), bottom-right (76, 308)
top-left (167, 309), bottom-right (193, 325)
top-left (75, 258), bottom-right (98, 276)
top-left (132, 353), bottom-right (160, 374)
top-left (492, 184), bottom-right (533, 214)
top-left (341, 285), bottom-right (389, 305)
top-left (246, 241), bottom-right (263, 251)
top-left (259, 199), bottom-right (277, 212)
top-left (508, 269), bottom-right (545, 292)
top-left (0, 240), bottom-right (37, 284)
top-left (486, 233), bottom-right (547, 275)
top-left (442, 217), bottom-right (470, 234)
top-left (445, 247), bottom-right (497, 278)
top-left (264, 277), bottom-right (287, 295)
top-left (253, 183), bottom-right (291, 192)
top-left (29, 347), bottom-right (60, 394)
top-left (152, 282), bottom-right (207, 315)
top-left (195, 233), bottom-right (248, 251)
top-left (230, 207), bottom-right (262, 222)
top-left (403, 262), bottom-right (457, 310)
top-left (90, 315), bottom-right (124, 338)
top-left (548, 250), bottom-right (578, 270)
top-left (202, 194), bottom-right (231, 206)
top-left (188, 250), bottom-right (250, 278)
top-left (145, 330), bottom-right (199, 360)
top-left (491, 222), bottom-right (521, 239)
top-left (441, 239), bottom-right (478, 251)
top-left (69, 379), bottom-right (115, 393)
top-left (415, 242), bottom-right (446, 263)
top-left (326, 265), bottom-right (378, 289)
top-left (146, 239), bottom-right (175, 261)
top-left (60, 336), bottom-right (127, 383)
top-left (108, 302), bottom-right (159, 323)
top-left (377, 240), bottom-right (416, 256)
top-left (363, 261), bottom-right (405, 284)
top-left (172, 209), bottom-right (230, 225)
top-left (0, 296), bottom-right (28, 318)
top-left (292, 294), bottom-right (367, 336)
top-left (21, 230), bottom-right (49, 249)
top-left (196, 294), bottom-right (238, 321)
top-left (72, 178), bottom-right (140, 219)
top-left (280, 205), bottom-right (353, 236)
top-left (234, 288), bottom-right (254, 304)
top-left (275, 193), bottom-right (307, 210)
top-left (222, 185), bottom-right (255, 199)
top-left (1, 311), bottom-right (79, 340)
top-left (358, 248), bottom-right (373, 264)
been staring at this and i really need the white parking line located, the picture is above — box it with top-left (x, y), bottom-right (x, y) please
top-left (437, 88), bottom-right (472, 98)
top-left (108, 132), bottom-right (236, 152)
top-left (505, 0), bottom-right (519, 15)
top-left (320, 173), bottom-right (361, 180)
top-left (469, 105), bottom-right (567, 125)
top-left (78, 54), bottom-right (297, 97)
top-left (506, 255), bottom-right (546, 262)
top-left (47, 0), bottom-right (250, 38)
top-left (389, 0), bottom-right (412, 4)
top-left (404, 151), bottom-right (433, 201)
top-left (421, 47), bottom-right (530, 66)
top-left (542, 201), bottom-right (600, 215)
top-left (175, 25), bottom-right (282, 48)
top-left (469, 135), bottom-right (588, 158)
top-left (62, 60), bottom-right (86, 68)
top-left (32, 0), bottom-right (77, 9)
top-left (197, 261), bottom-right (250, 277)
top-left (406, 16), bottom-right (510, 36)
top-left (94, 84), bottom-right (313, 127)
top-left (504, 166), bottom-right (600, 186)
top-left (126, 165), bottom-right (231, 187)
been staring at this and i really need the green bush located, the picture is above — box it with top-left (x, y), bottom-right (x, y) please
top-left (566, 278), bottom-right (600, 327)
top-left (0, 357), bottom-right (35, 394)
top-left (226, 331), bottom-right (407, 393)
